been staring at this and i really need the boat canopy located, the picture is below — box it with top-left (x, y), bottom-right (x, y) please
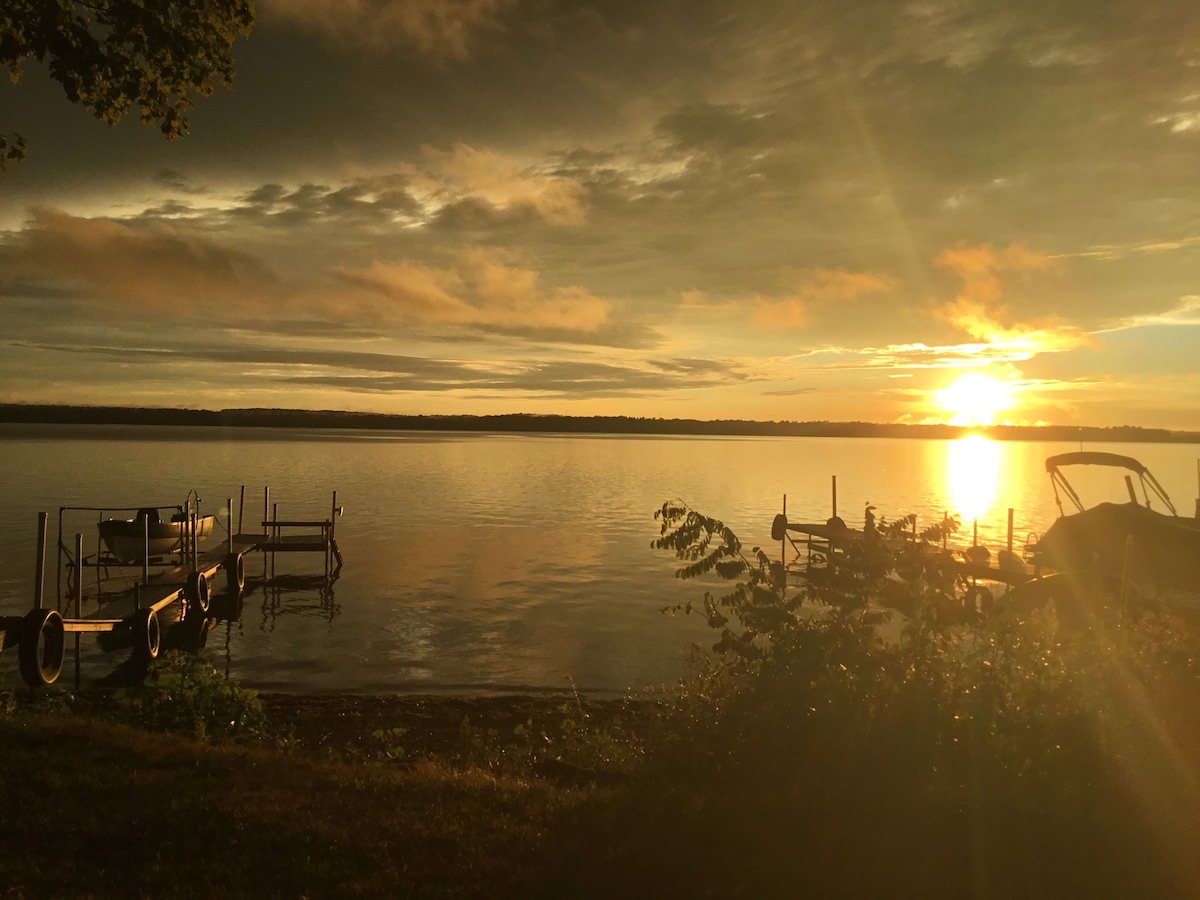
top-left (1046, 452), bottom-right (1176, 517)
top-left (1045, 452), bottom-right (1149, 475)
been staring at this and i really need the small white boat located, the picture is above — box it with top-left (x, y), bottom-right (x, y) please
top-left (98, 507), bottom-right (215, 562)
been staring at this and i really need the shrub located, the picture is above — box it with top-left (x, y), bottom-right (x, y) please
top-left (652, 499), bottom-right (1199, 798)
top-left (109, 651), bottom-right (268, 741)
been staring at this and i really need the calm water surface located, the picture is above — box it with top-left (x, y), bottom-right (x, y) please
top-left (2, 425), bottom-right (1197, 695)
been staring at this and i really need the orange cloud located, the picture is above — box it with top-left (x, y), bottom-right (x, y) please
top-left (335, 250), bottom-right (611, 333)
top-left (935, 242), bottom-right (1090, 351)
top-left (751, 268), bottom-right (891, 330)
top-left (420, 143), bottom-right (589, 224)
top-left (11, 209), bottom-right (610, 338)
top-left (18, 208), bottom-right (277, 312)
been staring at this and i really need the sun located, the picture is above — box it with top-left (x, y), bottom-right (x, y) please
top-left (936, 373), bottom-right (1016, 426)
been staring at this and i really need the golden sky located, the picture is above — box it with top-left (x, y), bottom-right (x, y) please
top-left (2, 0), bottom-right (1199, 428)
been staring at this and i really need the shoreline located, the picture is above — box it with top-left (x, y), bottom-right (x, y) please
top-left (256, 691), bottom-right (660, 758)
top-left (4, 404), bottom-right (1198, 443)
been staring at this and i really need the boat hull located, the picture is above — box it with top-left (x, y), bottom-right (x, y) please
top-left (1033, 502), bottom-right (1200, 595)
top-left (98, 514), bottom-right (216, 563)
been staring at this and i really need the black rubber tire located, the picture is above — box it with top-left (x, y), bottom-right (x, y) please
top-left (771, 514), bottom-right (788, 542)
top-left (185, 571), bottom-right (210, 616)
top-left (224, 553), bottom-right (245, 596)
top-left (133, 607), bottom-right (161, 660)
top-left (18, 608), bottom-right (65, 688)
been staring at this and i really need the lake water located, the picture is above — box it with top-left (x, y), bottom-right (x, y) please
top-left (1, 424), bottom-right (1197, 696)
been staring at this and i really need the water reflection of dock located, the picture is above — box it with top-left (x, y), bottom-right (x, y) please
top-left (0, 488), bottom-right (344, 688)
top-left (255, 573), bottom-right (341, 630)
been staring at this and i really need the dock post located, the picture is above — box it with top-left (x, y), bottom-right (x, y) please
top-left (33, 512), bottom-right (48, 610)
top-left (263, 487), bottom-right (269, 536)
top-left (142, 513), bottom-right (150, 586)
top-left (780, 494), bottom-right (786, 582)
top-left (1007, 508), bottom-right (1014, 554)
top-left (326, 491), bottom-right (333, 577)
top-left (228, 498), bottom-right (234, 555)
top-left (831, 476), bottom-right (837, 519)
top-left (74, 533), bottom-right (83, 687)
top-left (272, 502), bottom-right (279, 580)
top-left (238, 485), bottom-right (246, 535)
top-left (56, 507), bottom-right (65, 609)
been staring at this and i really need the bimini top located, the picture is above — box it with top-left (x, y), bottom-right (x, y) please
top-left (1045, 451), bottom-right (1176, 517)
top-left (1045, 451), bottom-right (1149, 475)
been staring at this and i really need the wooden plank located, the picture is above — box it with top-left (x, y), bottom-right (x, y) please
top-left (261, 519), bottom-right (330, 528)
top-left (77, 588), bottom-right (182, 621)
top-left (64, 620), bottom-right (125, 633)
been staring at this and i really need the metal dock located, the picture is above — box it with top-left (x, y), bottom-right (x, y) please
top-left (1, 487), bottom-right (344, 688)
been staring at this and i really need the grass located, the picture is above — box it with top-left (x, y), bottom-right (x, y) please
top-left (3, 678), bottom-right (1200, 899)
top-left (0, 707), bottom-right (580, 898)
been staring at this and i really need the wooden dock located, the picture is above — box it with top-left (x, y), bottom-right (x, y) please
top-left (1, 487), bottom-right (344, 688)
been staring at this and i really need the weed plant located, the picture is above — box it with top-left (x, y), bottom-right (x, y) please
top-left (108, 650), bottom-right (269, 740)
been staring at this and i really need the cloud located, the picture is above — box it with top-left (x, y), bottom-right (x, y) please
top-left (335, 249), bottom-right (612, 335)
top-left (1155, 111), bottom-right (1200, 134)
top-left (283, 357), bottom-right (743, 398)
top-left (14, 341), bottom-right (743, 399)
top-left (1102, 294), bottom-right (1200, 331)
top-left (420, 144), bottom-right (589, 225)
top-left (750, 268), bottom-right (891, 330)
top-left (222, 148), bottom-right (587, 230)
top-left (4, 209), bottom-right (622, 344)
top-left (778, 340), bottom-right (1051, 373)
top-left (232, 180), bottom-right (423, 228)
top-left (935, 243), bottom-right (1090, 353)
top-left (260, 0), bottom-right (513, 61)
top-left (11, 208), bottom-right (278, 313)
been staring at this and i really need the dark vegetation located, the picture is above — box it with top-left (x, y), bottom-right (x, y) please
top-left (3, 403), bottom-right (1198, 443)
top-left (2, 502), bottom-right (1199, 898)
top-left (2, 1), bottom-right (254, 168)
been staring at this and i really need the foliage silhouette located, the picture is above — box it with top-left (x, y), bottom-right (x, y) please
top-left (2, 0), bottom-right (254, 167)
top-left (650, 499), bottom-right (1200, 896)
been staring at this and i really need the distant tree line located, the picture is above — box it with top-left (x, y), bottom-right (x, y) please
top-left (1, 403), bottom-right (1196, 444)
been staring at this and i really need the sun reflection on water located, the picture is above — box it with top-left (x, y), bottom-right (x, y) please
top-left (947, 435), bottom-right (1001, 525)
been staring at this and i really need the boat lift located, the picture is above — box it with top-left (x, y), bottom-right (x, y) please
top-left (770, 476), bottom-right (1039, 624)
top-left (1, 487), bottom-right (344, 689)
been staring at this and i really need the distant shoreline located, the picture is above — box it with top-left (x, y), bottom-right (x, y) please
top-left (2, 403), bottom-right (1198, 444)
